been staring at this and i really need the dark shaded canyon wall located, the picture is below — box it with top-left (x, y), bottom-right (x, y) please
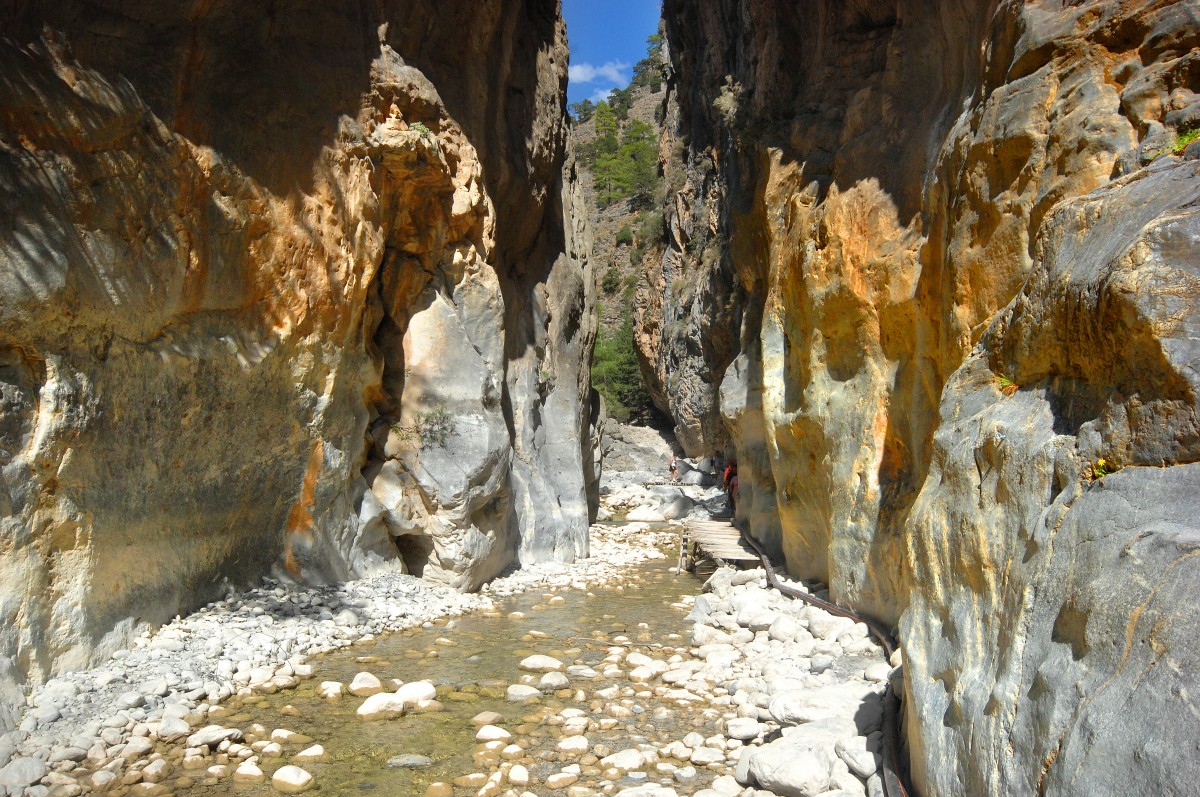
top-left (658, 1), bottom-right (1200, 795)
top-left (0, 0), bottom-right (595, 726)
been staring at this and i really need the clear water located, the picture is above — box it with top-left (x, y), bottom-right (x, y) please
top-left (174, 555), bottom-right (717, 796)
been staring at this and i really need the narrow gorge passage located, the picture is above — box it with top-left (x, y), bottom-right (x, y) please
top-left (2, 1), bottom-right (1200, 797)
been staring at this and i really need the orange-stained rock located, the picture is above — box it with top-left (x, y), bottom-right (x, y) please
top-left (657, 1), bottom-right (1200, 795)
top-left (0, 0), bottom-right (596, 724)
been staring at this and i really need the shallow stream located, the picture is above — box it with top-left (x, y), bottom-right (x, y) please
top-left (175, 554), bottom-right (719, 796)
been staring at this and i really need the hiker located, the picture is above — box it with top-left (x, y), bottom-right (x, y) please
top-left (722, 459), bottom-right (736, 491)
top-left (723, 459), bottom-right (738, 513)
top-left (669, 453), bottom-right (679, 482)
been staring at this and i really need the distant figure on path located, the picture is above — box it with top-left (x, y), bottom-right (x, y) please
top-left (723, 460), bottom-right (738, 513)
top-left (670, 453), bottom-right (679, 482)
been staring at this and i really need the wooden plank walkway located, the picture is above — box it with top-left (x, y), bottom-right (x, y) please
top-left (678, 519), bottom-right (760, 571)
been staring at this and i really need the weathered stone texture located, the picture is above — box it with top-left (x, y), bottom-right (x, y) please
top-left (660, 1), bottom-right (1200, 794)
top-left (0, 0), bottom-right (594, 724)
top-left (906, 158), bottom-right (1200, 796)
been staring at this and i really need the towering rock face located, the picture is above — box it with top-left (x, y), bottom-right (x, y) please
top-left (658, 1), bottom-right (1200, 794)
top-left (0, 0), bottom-right (595, 726)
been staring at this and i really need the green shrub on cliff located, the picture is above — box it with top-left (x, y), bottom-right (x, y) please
top-left (630, 35), bottom-right (664, 94)
top-left (637, 210), bottom-right (663, 244)
top-left (1163, 126), bottom-right (1200, 157)
top-left (713, 76), bottom-right (744, 130)
top-left (601, 267), bottom-right (621, 294)
top-left (569, 98), bottom-right (596, 123)
top-left (592, 307), bottom-right (652, 423)
top-left (589, 118), bottom-right (658, 210)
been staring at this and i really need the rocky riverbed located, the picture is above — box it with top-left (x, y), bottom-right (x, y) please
top-left (0, 441), bottom-right (900, 797)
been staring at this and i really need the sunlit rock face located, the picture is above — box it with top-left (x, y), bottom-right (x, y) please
top-left (0, 0), bottom-right (595, 725)
top-left (659, 1), bottom-right (1200, 795)
top-left (905, 157), bottom-right (1200, 797)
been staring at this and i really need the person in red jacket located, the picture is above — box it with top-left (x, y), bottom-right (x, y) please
top-left (722, 460), bottom-right (738, 512)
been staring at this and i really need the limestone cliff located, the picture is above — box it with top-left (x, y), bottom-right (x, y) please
top-left (0, 0), bottom-right (595, 726)
top-left (657, 0), bottom-right (1200, 794)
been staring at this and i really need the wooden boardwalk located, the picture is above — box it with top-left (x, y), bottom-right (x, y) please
top-left (678, 519), bottom-right (760, 571)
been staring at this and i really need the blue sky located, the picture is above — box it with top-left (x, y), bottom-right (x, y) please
top-left (564, 0), bottom-right (662, 107)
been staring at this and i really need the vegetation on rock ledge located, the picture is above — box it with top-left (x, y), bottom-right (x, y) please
top-left (592, 302), bottom-right (653, 423)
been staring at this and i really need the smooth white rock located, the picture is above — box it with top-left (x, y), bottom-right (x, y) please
top-left (394, 680), bottom-right (437, 705)
top-left (689, 747), bottom-right (724, 766)
top-left (317, 682), bottom-right (344, 700)
top-left (233, 762), bottom-right (265, 783)
top-left (0, 757), bottom-right (47, 788)
top-left (475, 725), bottom-right (512, 743)
top-left (271, 764), bottom-right (314, 793)
top-left (356, 692), bottom-right (408, 720)
top-left (294, 745), bottom-right (327, 762)
top-left (557, 735), bottom-right (589, 753)
top-left (518, 655), bottom-right (564, 673)
top-left (601, 748), bottom-right (645, 771)
top-left (724, 717), bottom-right (764, 741)
top-left (539, 672), bottom-right (570, 690)
top-left (349, 672), bottom-right (383, 697)
top-left (507, 685), bottom-right (541, 701)
top-left (508, 764), bottom-right (530, 786)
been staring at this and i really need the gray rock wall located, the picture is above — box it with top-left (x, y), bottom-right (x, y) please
top-left (0, 0), bottom-right (595, 725)
top-left (659, 0), bottom-right (1200, 794)
top-left (905, 157), bottom-right (1200, 796)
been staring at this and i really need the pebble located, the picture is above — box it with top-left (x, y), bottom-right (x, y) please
top-left (156, 716), bottom-right (190, 742)
top-left (540, 671), bottom-right (571, 689)
top-left (293, 744), bottom-right (327, 762)
top-left (506, 685), bottom-right (541, 701)
top-left (187, 726), bottom-right (242, 748)
top-left (394, 680), bottom-right (437, 706)
top-left (547, 771), bottom-right (580, 788)
top-left (864, 662), bottom-right (892, 682)
top-left (349, 672), bottom-right (383, 697)
top-left (689, 747), bottom-right (724, 766)
top-left (233, 762), bottom-right (264, 783)
top-left (0, 757), bottom-right (47, 788)
top-left (723, 717), bottom-right (763, 741)
top-left (356, 692), bottom-right (409, 720)
top-left (518, 655), bottom-right (565, 672)
top-left (90, 770), bottom-right (119, 791)
top-left (557, 734), bottom-right (590, 753)
top-left (318, 681), bottom-right (345, 700)
top-left (472, 711), bottom-right (504, 726)
top-left (271, 764), bottom-right (314, 793)
top-left (601, 749), bottom-right (645, 771)
top-left (475, 725), bottom-right (512, 743)
top-left (386, 754), bottom-right (434, 768)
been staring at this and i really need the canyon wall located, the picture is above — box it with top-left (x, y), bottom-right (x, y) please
top-left (0, 0), bottom-right (595, 726)
top-left (657, 0), bottom-right (1200, 794)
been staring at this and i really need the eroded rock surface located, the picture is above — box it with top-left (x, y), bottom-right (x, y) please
top-left (905, 157), bottom-right (1200, 797)
top-left (656, 1), bottom-right (1200, 794)
top-left (0, 0), bottom-right (594, 723)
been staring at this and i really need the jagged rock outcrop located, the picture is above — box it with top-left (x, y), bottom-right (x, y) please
top-left (0, 0), bottom-right (595, 727)
top-left (658, 1), bottom-right (1200, 794)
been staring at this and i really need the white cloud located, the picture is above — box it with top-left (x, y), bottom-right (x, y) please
top-left (588, 87), bottom-right (615, 104)
top-left (569, 60), bottom-right (630, 85)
